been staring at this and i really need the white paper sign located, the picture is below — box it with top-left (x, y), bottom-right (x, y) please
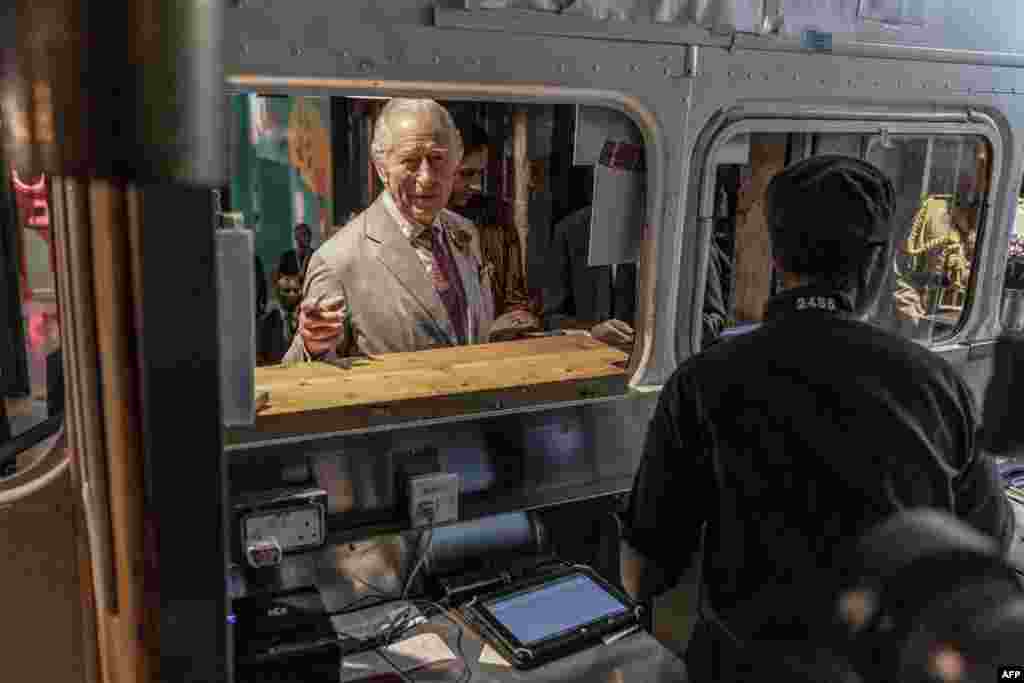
top-left (587, 163), bottom-right (643, 266)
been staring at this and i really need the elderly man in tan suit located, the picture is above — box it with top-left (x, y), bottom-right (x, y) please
top-left (284, 99), bottom-right (495, 363)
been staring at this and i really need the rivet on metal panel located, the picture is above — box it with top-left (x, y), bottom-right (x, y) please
top-left (292, 46), bottom-right (303, 57)
top-left (848, 80), bottom-right (855, 87)
top-left (360, 60), bottom-right (374, 71)
top-left (793, 74), bottom-right (800, 81)
top-left (344, 50), bottom-right (352, 59)
top-left (873, 81), bottom-right (879, 87)
top-left (241, 43), bottom-right (249, 55)
top-left (560, 64), bottom-right (568, 73)
top-left (664, 67), bottom-right (671, 77)
top-left (819, 79), bottom-right (826, 87)
top-left (944, 81), bottom-right (952, 89)
top-left (631, 65), bottom-right (639, 72)
top-left (728, 70), bottom-right (736, 78)
top-left (433, 56), bottom-right (441, 64)
top-left (594, 64), bottom-right (601, 72)
top-left (745, 72), bottom-right (752, 80)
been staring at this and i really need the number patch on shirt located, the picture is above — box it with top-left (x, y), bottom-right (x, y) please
top-left (795, 296), bottom-right (837, 312)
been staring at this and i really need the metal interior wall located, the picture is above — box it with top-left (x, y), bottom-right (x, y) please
top-left (232, 0), bottom-right (1024, 58)
top-left (228, 390), bottom-right (659, 551)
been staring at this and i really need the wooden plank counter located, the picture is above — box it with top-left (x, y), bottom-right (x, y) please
top-left (225, 334), bottom-right (629, 446)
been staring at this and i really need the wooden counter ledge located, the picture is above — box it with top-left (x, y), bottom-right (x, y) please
top-left (225, 335), bottom-right (629, 446)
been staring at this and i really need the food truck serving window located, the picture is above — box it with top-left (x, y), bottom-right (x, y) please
top-left (700, 126), bottom-right (994, 349)
top-left (223, 95), bottom-right (648, 445)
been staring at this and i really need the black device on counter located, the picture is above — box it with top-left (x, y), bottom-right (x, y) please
top-left (461, 564), bottom-right (642, 670)
top-left (233, 586), bottom-right (344, 682)
top-left (415, 511), bottom-right (642, 669)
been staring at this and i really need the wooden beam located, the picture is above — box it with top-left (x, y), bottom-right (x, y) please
top-left (733, 134), bottom-right (788, 323)
top-left (90, 180), bottom-right (152, 683)
top-left (227, 335), bottom-right (628, 446)
top-left (512, 107), bottom-right (530, 275)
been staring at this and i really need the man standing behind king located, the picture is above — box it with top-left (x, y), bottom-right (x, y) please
top-left (283, 99), bottom-right (495, 363)
top-left (447, 119), bottom-right (542, 340)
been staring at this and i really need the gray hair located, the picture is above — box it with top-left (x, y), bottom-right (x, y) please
top-left (370, 99), bottom-right (464, 167)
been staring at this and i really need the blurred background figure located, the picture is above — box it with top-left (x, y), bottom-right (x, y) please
top-left (280, 222), bottom-right (314, 283)
top-left (257, 256), bottom-right (304, 366)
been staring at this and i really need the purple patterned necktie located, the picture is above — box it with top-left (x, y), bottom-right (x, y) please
top-left (430, 225), bottom-right (468, 344)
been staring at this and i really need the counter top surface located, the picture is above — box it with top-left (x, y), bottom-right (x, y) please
top-left (228, 336), bottom-right (629, 445)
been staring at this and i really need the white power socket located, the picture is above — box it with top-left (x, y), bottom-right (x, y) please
top-left (408, 472), bottom-right (459, 528)
top-left (241, 503), bottom-right (325, 553)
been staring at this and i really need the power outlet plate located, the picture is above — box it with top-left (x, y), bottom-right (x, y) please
top-left (408, 472), bottom-right (459, 528)
top-left (241, 503), bottom-right (325, 554)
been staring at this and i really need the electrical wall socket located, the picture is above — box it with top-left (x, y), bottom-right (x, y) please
top-left (408, 472), bottom-right (459, 528)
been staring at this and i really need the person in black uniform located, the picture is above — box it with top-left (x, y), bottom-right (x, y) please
top-left (619, 156), bottom-right (1014, 681)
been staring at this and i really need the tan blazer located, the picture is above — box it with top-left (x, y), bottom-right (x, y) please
top-left (283, 195), bottom-right (494, 363)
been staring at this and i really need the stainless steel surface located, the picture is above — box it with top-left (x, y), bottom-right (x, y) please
top-left (216, 229), bottom-right (256, 426)
top-left (436, 1), bottom-right (1024, 65)
top-left (316, 598), bottom-right (687, 682)
top-left (398, 612), bottom-right (687, 682)
top-left (225, 393), bottom-right (636, 454)
top-left (230, 396), bottom-right (654, 540)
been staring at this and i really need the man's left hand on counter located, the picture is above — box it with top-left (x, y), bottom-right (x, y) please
top-left (488, 310), bottom-right (542, 342)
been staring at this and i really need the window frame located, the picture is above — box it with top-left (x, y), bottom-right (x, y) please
top-left (223, 80), bottom-right (665, 450)
top-left (687, 115), bottom-right (1003, 357)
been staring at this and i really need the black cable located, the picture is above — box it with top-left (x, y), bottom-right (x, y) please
top-left (402, 527), bottom-right (433, 601)
top-left (347, 567), bottom-right (400, 598)
top-left (323, 592), bottom-right (399, 619)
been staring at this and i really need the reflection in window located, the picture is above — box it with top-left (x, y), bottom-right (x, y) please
top-left (706, 132), bottom-right (991, 346)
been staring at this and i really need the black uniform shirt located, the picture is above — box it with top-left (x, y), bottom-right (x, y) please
top-left (623, 284), bottom-right (1012, 633)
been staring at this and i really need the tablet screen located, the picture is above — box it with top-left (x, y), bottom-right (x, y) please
top-left (481, 572), bottom-right (630, 645)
